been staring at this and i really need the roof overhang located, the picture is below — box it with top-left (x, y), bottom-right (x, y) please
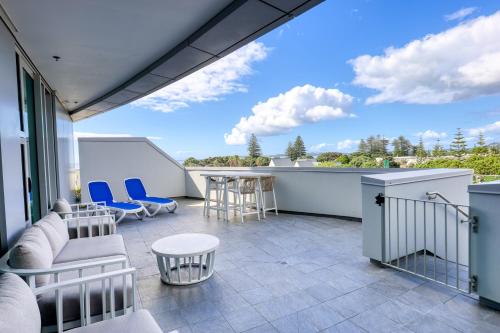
top-left (1, 0), bottom-right (323, 121)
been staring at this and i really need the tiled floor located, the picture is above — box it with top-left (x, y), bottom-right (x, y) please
top-left (117, 199), bottom-right (500, 333)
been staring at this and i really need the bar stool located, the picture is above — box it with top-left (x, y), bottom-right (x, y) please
top-left (228, 177), bottom-right (261, 223)
top-left (259, 176), bottom-right (278, 218)
top-left (203, 176), bottom-right (225, 218)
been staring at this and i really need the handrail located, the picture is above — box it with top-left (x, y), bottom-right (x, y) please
top-left (426, 191), bottom-right (469, 218)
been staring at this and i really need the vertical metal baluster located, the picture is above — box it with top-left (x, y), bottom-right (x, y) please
top-left (405, 199), bottom-right (408, 270)
top-left (110, 277), bottom-right (115, 318)
top-left (101, 265), bottom-right (106, 319)
top-left (132, 271), bottom-right (137, 311)
top-left (388, 197), bottom-right (391, 264)
top-left (444, 204), bottom-right (448, 286)
top-left (424, 202), bottom-right (427, 278)
top-left (85, 283), bottom-right (91, 325)
top-left (456, 209), bottom-right (459, 290)
top-left (414, 201), bottom-right (417, 274)
top-left (396, 198), bottom-right (400, 268)
top-left (433, 202), bottom-right (437, 280)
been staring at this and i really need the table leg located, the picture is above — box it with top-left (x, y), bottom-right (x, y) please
top-left (224, 177), bottom-right (229, 221)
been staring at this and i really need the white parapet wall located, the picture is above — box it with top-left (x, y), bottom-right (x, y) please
top-left (79, 137), bottom-right (186, 202)
top-left (361, 169), bottom-right (473, 264)
top-left (469, 181), bottom-right (500, 308)
top-left (185, 167), bottom-right (416, 219)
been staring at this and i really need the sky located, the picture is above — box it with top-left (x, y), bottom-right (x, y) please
top-left (74, 0), bottom-right (500, 162)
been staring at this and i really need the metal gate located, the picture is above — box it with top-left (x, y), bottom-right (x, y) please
top-left (378, 194), bottom-right (477, 293)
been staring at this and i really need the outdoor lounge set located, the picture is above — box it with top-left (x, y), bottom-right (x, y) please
top-left (0, 179), bottom-right (179, 333)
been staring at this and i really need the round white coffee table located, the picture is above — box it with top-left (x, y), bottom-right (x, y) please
top-left (151, 233), bottom-right (220, 285)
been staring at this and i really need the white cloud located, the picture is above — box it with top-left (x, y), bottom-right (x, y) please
top-left (146, 136), bottom-right (163, 141)
top-left (224, 84), bottom-right (354, 145)
top-left (133, 42), bottom-right (269, 112)
top-left (310, 143), bottom-right (333, 152)
top-left (445, 7), bottom-right (477, 21)
top-left (468, 121), bottom-right (500, 137)
top-left (350, 12), bottom-right (500, 104)
top-left (415, 130), bottom-right (447, 140)
top-left (337, 139), bottom-right (360, 151)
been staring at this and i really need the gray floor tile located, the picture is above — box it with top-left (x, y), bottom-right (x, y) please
top-left (325, 287), bottom-right (389, 318)
top-left (114, 199), bottom-right (499, 333)
top-left (349, 309), bottom-right (403, 333)
top-left (323, 320), bottom-right (367, 332)
top-left (190, 315), bottom-right (235, 333)
top-left (242, 323), bottom-right (279, 333)
top-left (405, 314), bottom-right (460, 333)
top-left (224, 306), bottom-right (268, 332)
top-left (255, 290), bottom-right (319, 321)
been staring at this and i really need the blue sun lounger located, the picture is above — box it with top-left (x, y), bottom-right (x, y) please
top-left (88, 180), bottom-right (146, 223)
top-left (124, 178), bottom-right (178, 217)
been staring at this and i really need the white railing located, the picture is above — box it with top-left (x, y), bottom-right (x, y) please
top-left (381, 195), bottom-right (474, 293)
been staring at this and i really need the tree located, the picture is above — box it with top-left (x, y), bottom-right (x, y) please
top-left (392, 135), bottom-right (413, 156)
top-left (293, 136), bottom-right (306, 160)
top-left (472, 131), bottom-right (488, 154)
top-left (255, 156), bottom-right (270, 166)
top-left (247, 133), bottom-right (261, 158)
top-left (317, 152), bottom-right (342, 163)
top-left (450, 128), bottom-right (467, 157)
top-left (358, 139), bottom-right (368, 154)
top-left (285, 141), bottom-right (295, 160)
top-left (415, 137), bottom-right (427, 158)
top-left (432, 138), bottom-right (445, 157)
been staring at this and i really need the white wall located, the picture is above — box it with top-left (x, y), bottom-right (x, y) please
top-left (186, 167), bottom-right (415, 219)
top-left (79, 137), bottom-right (185, 202)
top-left (469, 181), bottom-right (500, 305)
top-left (55, 99), bottom-right (75, 202)
top-left (361, 169), bottom-right (473, 264)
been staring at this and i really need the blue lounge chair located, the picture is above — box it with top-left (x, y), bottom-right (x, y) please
top-left (124, 178), bottom-right (178, 217)
top-left (88, 180), bottom-right (146, 223)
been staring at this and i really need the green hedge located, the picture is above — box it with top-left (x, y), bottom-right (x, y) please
top-left (416, 155), bottom-right (500, 175)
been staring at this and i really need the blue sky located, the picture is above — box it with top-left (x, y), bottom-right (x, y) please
top-left (75, 0), bottom-right (500, 161)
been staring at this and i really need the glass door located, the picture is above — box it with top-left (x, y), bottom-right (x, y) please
top-left (17, 54), bottom-right (41, 223)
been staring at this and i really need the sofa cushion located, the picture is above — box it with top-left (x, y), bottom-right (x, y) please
top-left (9, 227), bottom-right (54, 286)
top-left (66, 310), bottom-right (161, 333)
top-left (36, 212), bottom-right (70, 257)
top-left (53, 198), bottom-right (72, 215)
top-left (38, 270), bottom-right (134, 327)
top-left (0, 273), bottom-right (41, 333)
top-left (53, 234), bottom-right (126, 265)
top-left (44, 212), bottom-right (70, 243)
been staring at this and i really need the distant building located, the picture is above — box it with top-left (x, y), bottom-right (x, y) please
top-left (269, 158), bottom-right (293, 167)
top-left (294, 159), bottom-right (317, 167)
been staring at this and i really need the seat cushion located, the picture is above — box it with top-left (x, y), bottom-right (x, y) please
top-left (9, 227), bottom-right (54, 286)
top-left (107, 202), bottom-right (142, 211)
top-left (0, 273), bottom-right (41, 333)
top-left (143, 196), bottom-right (176, 205)
top-left (38, 271), bottom-right (134, 327)
top-left (53, 198), bottom-right (72, 215)
top-left (67, 218), bottom-right (116, 239)
top-left (35, 212), bottom-right (69, 257)
top-left (53, 234), bottom-right (126, 265)
top-left (67, 310), bottom-right (161, 333)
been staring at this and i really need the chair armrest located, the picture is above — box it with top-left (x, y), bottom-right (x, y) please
top-left (33, 268), bottom-right (137, 333)
top-left (63, 214), bottom-right (116, 238)
top-left (0, 256), bottom-right (127, 278)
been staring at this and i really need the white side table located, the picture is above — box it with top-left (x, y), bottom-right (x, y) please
top-left (151, 233), bottom-right (220, 285)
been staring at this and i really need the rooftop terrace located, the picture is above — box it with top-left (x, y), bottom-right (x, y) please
top-left (120, 199), bottom-right (500, 333)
